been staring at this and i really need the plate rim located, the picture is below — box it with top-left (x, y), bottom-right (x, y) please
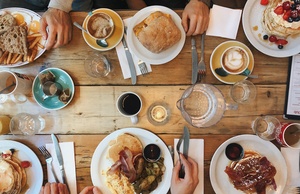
top-left (90, 127), bottom-right (173, 194)
top-left (32, 67), bottom-right (75, 110)
top-left (209, 134), bottom-right (287, 194)
top-left (127, 5), bottom-right (186, 65)
top-left (0, 7), bottom-right (46, 67)
top-left (0, 139), bottom-right (43, 193)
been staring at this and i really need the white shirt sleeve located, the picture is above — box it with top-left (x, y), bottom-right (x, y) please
top-left (48, 0), bottom-right (73, 13)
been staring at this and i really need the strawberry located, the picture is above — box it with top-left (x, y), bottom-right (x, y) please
top-left (283, 10), bottom-right (291, 20)
top-left (269, 35), bottom-right (277, 42)
top-left (260, 0), bottom-right (269, 5)
top-left (276, 39), bottom-right (288, 45)
top-left (21, 161), bottom-right (31, 168)
top-left (274, 6), bottom-right (284, 15)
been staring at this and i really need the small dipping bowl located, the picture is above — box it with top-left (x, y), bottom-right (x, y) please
top-left (143, 144), bottom-right (161, 162)
top-left (225, 143), bottom-right (244, 161)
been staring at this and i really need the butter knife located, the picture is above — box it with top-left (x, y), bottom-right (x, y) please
top-left (191, 37), bottom-right (198, 84)
top-left (122, 36), bottom-right (136, 85)
top-left (51, 134), bottom-right (69, 190)
top-left (179, 126), bottom-right (190, 178)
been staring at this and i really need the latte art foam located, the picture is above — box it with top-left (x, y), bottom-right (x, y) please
top-left (222, 47), bottom-right (248, 74)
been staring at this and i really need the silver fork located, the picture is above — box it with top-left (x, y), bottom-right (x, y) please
top-left (38, 146), bottom-right (59, 182)
top-left (197, 32), bottom-right (206, 82)
top-left (138, 60), bottom-right (149, 76)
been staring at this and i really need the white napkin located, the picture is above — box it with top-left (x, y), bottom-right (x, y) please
top-left (206, 5), bottom-right (242, 39)
top-left (115, 18), bottom-right (152, 79)
top-left (174, 139), bottom-right (204, 194)
top-left (281, 147), bottom-right (300, 187)
top-left (46, 142), bottom-right (77, 194)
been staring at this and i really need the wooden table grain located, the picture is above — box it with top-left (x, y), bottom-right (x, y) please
top-left (0, 10), bottom-right (297, 193)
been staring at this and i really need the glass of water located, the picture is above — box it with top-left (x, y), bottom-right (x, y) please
top-left (252, 116), bottom-right (281, 141)
top-left (230, 80), bottom-right (256, 104)
top-left (10, 113), bottom-right (45, 135)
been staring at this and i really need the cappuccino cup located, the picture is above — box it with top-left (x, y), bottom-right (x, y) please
top-left (86, 12), bottom-right (114, 40)
top-left (275, 123), bottom-right (300, 149)
top-left (220, 46), bottom-right (249, 75)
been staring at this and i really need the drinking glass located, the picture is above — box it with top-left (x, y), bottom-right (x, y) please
top-left (252, 116), bottom-right (281, 141)
top-left (84, 53), bottom-right (111, 78)
top-left (230, 80), bottom-right (256, 104)
top-left (10, 113), bottom-right (45, 135)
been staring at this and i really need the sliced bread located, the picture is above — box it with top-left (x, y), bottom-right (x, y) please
top-left (1, 26), bottom-right (28, 55)
top-left (0, 14), bottom-right (16, 35)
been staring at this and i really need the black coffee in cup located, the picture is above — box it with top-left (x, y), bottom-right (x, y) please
top-left (120, 93), bottom-right (141, 115)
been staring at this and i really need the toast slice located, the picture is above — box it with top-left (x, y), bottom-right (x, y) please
top-left (0, 14), bottom-right (17, 35)
top-left (1, 26), bottom-right (28, 55)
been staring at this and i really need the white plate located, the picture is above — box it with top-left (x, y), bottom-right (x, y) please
top-left (0, 140), bottom-right (43, 193)
top-left (91, 127), bottom-right (173, 194)
top-left (127, 6), bottom-right (186, 65)
top-left (210, 135), bottom-right (287, 194)
top-left (242, 0), bottom-right (300, 57)
top-left (0, 7), bottom-right (46, 67)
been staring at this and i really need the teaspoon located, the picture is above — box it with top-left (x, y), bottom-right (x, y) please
top-left (73, 22), bottom-right (108, 47)
top-left (215, 67), bottom-right (258, 79)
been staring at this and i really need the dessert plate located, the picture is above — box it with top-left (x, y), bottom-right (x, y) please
top-left (210, 135), bottom-right (287, 194)
top-left (210, 41), bottom-right (254, 84)
top-left (0, 7), bottom-right (46, 67)
top-left (243, 0), bottom-right (300, 57)
top-left (127, 6), bottom-right (186, 65)
top-left (82, 8), bottom-right (124, 51)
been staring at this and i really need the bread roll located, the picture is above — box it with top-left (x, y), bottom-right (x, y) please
top-left (133, 11), bottom-right (181, 53)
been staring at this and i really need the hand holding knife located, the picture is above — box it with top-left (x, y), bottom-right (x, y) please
top-left (51, 134), bottom-right (69, 192)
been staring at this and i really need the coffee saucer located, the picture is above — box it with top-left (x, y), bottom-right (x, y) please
top-left (82, 8), bottom-right (124, 51)
top-left (210, 41), bottom-right (254, 84)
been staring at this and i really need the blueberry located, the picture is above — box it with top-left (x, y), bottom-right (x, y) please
top-left (278, 45), bottom-right (284, 49)
top-left (9, 149), bottom-right (15, 154)
top-left (294, 0), bottom-right (300, 4)
top-left (288, 17), bottom-right (294, 22)
top-left (263, 35), bottom-right (269, 40)
top-left (294, 16), bottom-right (300, 21)
top-left (291, 4), bottom-right (296, 10)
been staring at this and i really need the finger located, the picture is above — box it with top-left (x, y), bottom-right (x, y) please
top-left (50, 183), bottom-right (59, 194)
top-left (187, 156), bottom-right (199, 180)
top-left (43, 183), bottom-right (51, 193)
top-left (186, 16), bottom-right (197, 36)
top-left (58, 183), bottom-right (69, 194)
top-left (39, 18), bottom-right (48, 40)
top-left (93, 186), bottom-right (103, 194)
top-left (180, 154), bottom-right (192, 177)
top-left (181, 12), bottom-right (189, 33)
top-left (172, 159), bottom-right (181, 181)
top-left (79, 186), bottom-right (94, 194)
top-left (39, 186), bottom-right (44, 194)
top-left (45, 28), bottom-right (57, 50)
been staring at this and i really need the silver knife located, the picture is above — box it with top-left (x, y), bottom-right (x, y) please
top-left (191, 37), bottom-right (198, 84)
top-left (51, 134), bottom-right (69, 191)
top-left (179, 126), bottom-right (190, 178)
top-left (122, 35), bottom-right (137, 85)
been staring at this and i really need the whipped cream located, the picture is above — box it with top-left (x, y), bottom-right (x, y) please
top-left (271, 8), bottom-right (300, 29)
top-left (222, 47), bottom-right (248, 73)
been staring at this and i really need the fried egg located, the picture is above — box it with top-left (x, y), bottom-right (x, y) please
top-left (11, 11), bottom-right (32, 26)
top-left (29, 20), bottom-right (40, 33)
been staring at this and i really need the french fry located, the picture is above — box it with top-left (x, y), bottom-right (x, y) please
top-left (29, 47), bottom-right (38, 62)
top-left (37, 42), bottom-right (45, 49)
top-left (6, 52), bottom-right (12, 64)
top-left (27, 33), bottom-right (42, 39)
top-left (11, 53), bottom-right (19, 64)
top-left (13, 54), bottom-right (23, 64)
top-left (23, 54), bottom-right (27, 62)
top-left (0, 51), bottom-right (9, 63)
top-left (29, 37), bottom-right (41, 49)
top-left (19, 22), bottom-right (27, 27)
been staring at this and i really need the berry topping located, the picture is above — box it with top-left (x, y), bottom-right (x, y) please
top-left (263, 35), bottom-right (269, 40)
top-left (269, 35), bottom-right (277, 42)
top-left (278, 45), bottom-right (284, 49)
top-left (283, 10), bottom-right (292, 20)
top-left (21, 161), bottom-right (31, 168)
top-left (291, 9), bottom-right (299, 18)
top-left (274, 6), bottom-right (284, 14)
top-left (276, 39), bottom-right (288, 45)
top-left (283, 1), bottom-right (291, 10)
top-left (261, 0), bottom-right (269, 5)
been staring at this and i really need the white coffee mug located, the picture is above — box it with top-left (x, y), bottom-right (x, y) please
top-left (116, 92), bottom-right (142, 124)
top-left (0, 70), bottom-right (33, 95)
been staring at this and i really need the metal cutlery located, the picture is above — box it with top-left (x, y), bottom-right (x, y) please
top-left (51, 134), bottom-right (69, 191)
top-left (191, 36), bottom-right (198, 84)
top-left (0, 82), bottom-right (16, 94)
top-left (138, 60), bottom-right (149, 76)
top-left (38, 145), bottom-right (59, 183)
top-left (198, 32), bottom-right (206, 82)
top-left (176, 126), bottom-right (190, 178)
top-left (122, 31), bottom-right (136, 85)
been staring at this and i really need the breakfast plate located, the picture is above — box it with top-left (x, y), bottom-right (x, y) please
top-left (127, 6), bottom-right (186, 65)
top-left (32, 67), bottom-right (75, 110)
top-left (210, 41), bottom-right (254, 84)
top-left (0, 7), bottom-right (46, 67)
top-left (91, 127), bottom-right (173, 194)
top-left (210, 135), bottom-right (287, 194)
top-left (242, 0), bottom-right (300, 57)
top-left (0, 140), bottom-right (43, 193)
top-left (82, 8), bottom-right (124, 51)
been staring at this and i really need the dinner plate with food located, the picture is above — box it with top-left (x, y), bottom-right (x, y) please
top-left (82, 8), bottom-right (124, 51)
top-left (0, 7), bottom-right (46, 67)
top-left (91, 128), bottom-right (173, 194)
top-left (242, 0), bottom-right (300, 57)
top-left (210, 135), bottom-right (287, 194)
top-left (127, 6), bottom-right (186, 65)
top-left (0, 140), bottom-right (43, 194)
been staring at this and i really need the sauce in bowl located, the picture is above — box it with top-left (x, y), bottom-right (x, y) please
top-left (225, 143), bottom-right (244, 161)
top-left (143, 144), bottom-right (161, 162)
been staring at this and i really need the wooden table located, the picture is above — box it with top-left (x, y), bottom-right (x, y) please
top-left (0, 10), bottom-right (297, 193)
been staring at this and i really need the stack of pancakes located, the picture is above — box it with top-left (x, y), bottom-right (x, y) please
top-left (262, 0), bottom-right (300, 37)
top-left (0, 156), bottom-right (27, 194)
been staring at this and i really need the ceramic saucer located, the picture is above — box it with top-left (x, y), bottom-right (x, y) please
top-left (32, 68), bottom-right (75, 110)
top-left (82, 8), bottom-right (124, 51)
top-left (210, 41), bottom-right (254, 84)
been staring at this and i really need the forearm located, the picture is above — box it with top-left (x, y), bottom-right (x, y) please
top-left (189, 0), bottom-right (211, 8)
top-left (48, 0), bottom-right (73, 12)
top-left (126, 0), bottom-right (147, 9)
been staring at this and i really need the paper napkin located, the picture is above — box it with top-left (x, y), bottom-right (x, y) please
top-left (115, 18), bottom-right (152, 79)
top-left (46, 142), bottom-right (77, 194)
top-left (206, 5), bottom-right (242, 39)
top-left (174, 139), bottom-right (204, 194)
top-left (281, 147), bottom-right (300, 187)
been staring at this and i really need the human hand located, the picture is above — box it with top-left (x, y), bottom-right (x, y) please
top-left (39, 182), bottom-right (69, 194)
top-left (40, 8), bottom-right (72, 50)
top-left (79, 186), bottom-right (103, 194)
top-left (182, 0), bottom-right (210, 36)
top-left (171, 154), bottom-right (199, 194)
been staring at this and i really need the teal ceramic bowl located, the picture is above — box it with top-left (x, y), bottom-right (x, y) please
top-left (32, 68), bottom-right (75, 110)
